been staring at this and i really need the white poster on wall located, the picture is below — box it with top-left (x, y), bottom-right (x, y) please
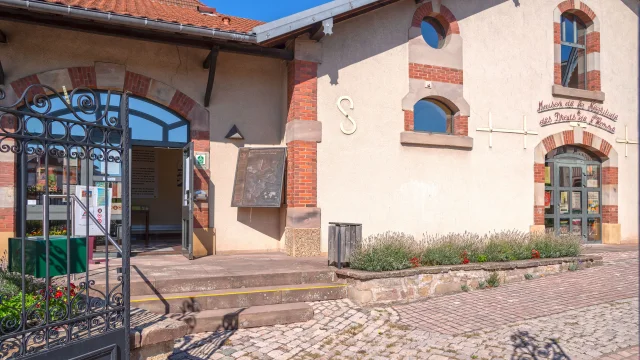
top-left (132, 148), bottom-right (157, 198)
top-left (73, 186), bottom-right (112, 236)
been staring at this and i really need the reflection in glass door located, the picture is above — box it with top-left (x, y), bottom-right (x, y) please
top-left (544, 146), bottom-right (602, 243)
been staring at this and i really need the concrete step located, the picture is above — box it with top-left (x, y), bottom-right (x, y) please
top-left (167, 303), bottom-right (314, 333)
top-left (131, 283), bottom-right (348, 314)
top-left (125, 269), bottom-right (338, 296)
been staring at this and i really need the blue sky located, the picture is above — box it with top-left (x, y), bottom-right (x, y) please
top-left (202, 0), bottom-right (332, 22)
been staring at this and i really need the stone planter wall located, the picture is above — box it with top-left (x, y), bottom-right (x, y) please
top-left (336, 255), bottom-right (602, 306)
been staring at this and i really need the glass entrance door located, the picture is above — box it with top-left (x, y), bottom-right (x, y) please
top-left (544, 147), bottom-right (602, 243)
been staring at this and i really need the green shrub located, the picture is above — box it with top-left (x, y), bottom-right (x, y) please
top-left (478, 281), bottom-right (487, 289)
top-left (349, 230), bottom-right (582, 272)
top-left (349, 232), bottom-right (419, 271)
top-left (420, 232), bottom-right (482, 266)
top-left (486, 272), bottom-right (500, 288)
top-left (483, 230), bottom-right (531, 262)
top-left (0, 254), bottom-right (44, 300)
top-left (568, 262), bottom-right (578, 271)
top-left (461, 284), bottom-right (470, 292)
top-left (529, 233), bottom-right (581, 258)
top-left (524, 273), bottom-right (534, 280)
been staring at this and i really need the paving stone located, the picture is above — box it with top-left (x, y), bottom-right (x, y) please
top-left (170, 251), bottom-right (639, 360)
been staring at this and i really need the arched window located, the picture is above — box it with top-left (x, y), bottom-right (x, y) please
top-left (21, 90), bottom-right (190, 202)
top-left (560, 13), bottom-right (587, 89)
top-left (421, 17), bottom-right (446, 49)
top-left (413, 98), bottom-right (453, 134)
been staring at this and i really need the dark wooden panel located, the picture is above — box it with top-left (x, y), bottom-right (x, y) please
top-left (231, 148), bottom-right (286, 208)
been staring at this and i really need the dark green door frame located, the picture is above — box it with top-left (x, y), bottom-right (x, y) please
top-left (544, 149), bottom-right (603, 243)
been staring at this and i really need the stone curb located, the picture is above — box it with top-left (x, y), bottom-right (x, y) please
top-left (335, 255), bottom-right (602, 281)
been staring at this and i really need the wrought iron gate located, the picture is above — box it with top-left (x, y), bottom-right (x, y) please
top-left (0, 85), bottom-right (130, 359)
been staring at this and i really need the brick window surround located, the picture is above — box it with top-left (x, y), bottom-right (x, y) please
top-left (533, 129), bottom-right (618, 238)
top-left (553, 1), bottom-right (601, 96)
top-left (402, 2), bottom-right (471, 149)
top-left (6, 64), bottom-right (211, 232)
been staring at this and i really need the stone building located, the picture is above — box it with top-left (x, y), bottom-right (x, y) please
top-left (0, 0), bottom-right (637, 259)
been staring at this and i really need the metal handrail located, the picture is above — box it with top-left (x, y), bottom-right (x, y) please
top-left (42, 194), bottom-right (124, 254)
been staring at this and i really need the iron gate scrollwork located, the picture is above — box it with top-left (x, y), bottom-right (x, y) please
top-left (0, 84), bottom-right (130, 359)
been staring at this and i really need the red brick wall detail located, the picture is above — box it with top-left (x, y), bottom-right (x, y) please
top-left (534, 163), bottom-right (545, 183)
top-left (453, 115), bottom-right (468, 136)
top-left (586, 32), bottom-right (600, 54)
top-left (534, 206), bottom-right (545, 225)
top-left (562, 130), bottom-right (574, 145)
top-left (579, 2), bottom-right (597, 23)
top-left (193, 207), bottom-right (208, 229)
top-left (542, 136), bottom-right (556, 153)
top-left (409, 63), bottom-right (463, 85)
top-left (602, 205), bottom-right (618, 224)
top-left (11, 75), bottom-right (44, 100)
top-left (554, 23), bottom-right (561, 44)
top-left (123, 71), bottom-right (151, 98)
top-left (0, 208), bottom-right (15, 231)
top-left (582, 131), bottom-right (594, 147)
top-left (169, 90), bottom-right (196, 119)
top-left (287, 60), bottom-right (318, 122)
top-left (404, 110), bottom-right (414, 131)
top-left (286, 141), bottom-right (317, 208)
top-left (0, 162), bottom-right (15, 188)
top-left (411, 3), bottom-right (460, 35)
top-left (602, 167), bottom-right (618, 185)
top-left (554, 64), bottom-right (562, 85)
top-left (586, 70), bottom-right (601, 92)
top-left (599, 139), bottom-right (612, 156)
top-left (557, 1), bottom-right (574, 13)
top-left (68, 67), bottom-right (97, 89)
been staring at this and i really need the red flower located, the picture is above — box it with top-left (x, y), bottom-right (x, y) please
top-left (462, 258), bottom-right (470, 264)
top-left (409, 257), bottom-right (421, 268)
top-left (531, 249), bottom-right (541, 259)
top-left (54, 290), bottom-right (63, 299)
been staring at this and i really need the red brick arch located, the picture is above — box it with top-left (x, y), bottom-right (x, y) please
top-left (7, 64), bottom-right (211, 229)
top-left (553, 1), bottom-right (601, 91)
top-left (533, 128), bottom-right (618, 241)
top-left (411, 2), bottom-right (460, 35)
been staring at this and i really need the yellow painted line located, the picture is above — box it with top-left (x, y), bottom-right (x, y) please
top-left (131, 283), bottom-right (348, 303)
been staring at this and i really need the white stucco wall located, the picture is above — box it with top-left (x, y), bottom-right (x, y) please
top-left (0, 21), bottom-right (287, 253)
top-left (317, 0), bottom-right (638, 250)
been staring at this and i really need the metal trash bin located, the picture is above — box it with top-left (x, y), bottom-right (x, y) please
top-left (328, 222), bottom-right (362, 269)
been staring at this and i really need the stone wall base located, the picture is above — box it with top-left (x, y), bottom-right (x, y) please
top-left (341, 257), bottom-right (601, 306)
top-left (130, 340), bottom-right (174, 360)
top-left (285, 227), bottom-right (321, 257)
top-left (602, 223), bottom-right (621, 244)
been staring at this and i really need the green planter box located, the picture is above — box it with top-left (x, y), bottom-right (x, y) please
top-left (8, 236), bottom-right (87, 278)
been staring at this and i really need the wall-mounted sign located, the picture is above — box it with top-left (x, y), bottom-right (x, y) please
top-left (537, 100), bottom-right (618, 134)
top-left (231, 148), bottom-right (286, 208)
top-left (195, 152), bottom-right (208, 169)
top-left (132, 148), bottom-right (157, 198)
top-left (73, 186), bottom-right (112, 236)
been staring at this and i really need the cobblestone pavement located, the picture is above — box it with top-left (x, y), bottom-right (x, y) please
top-left (170, 251), bottom-right (639, 360)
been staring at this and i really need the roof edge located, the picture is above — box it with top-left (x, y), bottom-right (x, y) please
top-left (253, 0), bottom-right (384, 43)
top-left (0, 0), bottom-right (258, 43)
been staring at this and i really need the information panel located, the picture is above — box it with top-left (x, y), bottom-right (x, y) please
top-left (132, 148), bottom-right (157, 198)
top-left (231, 148), bottom-right (286, 208)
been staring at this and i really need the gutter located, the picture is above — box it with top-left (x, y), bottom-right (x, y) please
top-left (0, 0), bottom-right (258, 44)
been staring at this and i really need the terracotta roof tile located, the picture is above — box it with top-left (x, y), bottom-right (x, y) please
top-left (40, 0), bottom-right (264, 34)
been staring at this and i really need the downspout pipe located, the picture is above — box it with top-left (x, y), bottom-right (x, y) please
top-left (0, 0), bottom-right (258, 44)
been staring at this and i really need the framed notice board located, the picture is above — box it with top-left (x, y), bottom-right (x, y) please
top-left (231, 147), bottom-right (287, 207)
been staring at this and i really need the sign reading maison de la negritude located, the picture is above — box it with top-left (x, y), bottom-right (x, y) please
top-left (538, 99), bottom-right (618, 134)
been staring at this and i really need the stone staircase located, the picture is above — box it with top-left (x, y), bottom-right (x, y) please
top-left (128, 269), bottom-right (347, 333)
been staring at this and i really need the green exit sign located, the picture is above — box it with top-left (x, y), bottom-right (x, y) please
top-left (195, 152), bottom-right (208, 169)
